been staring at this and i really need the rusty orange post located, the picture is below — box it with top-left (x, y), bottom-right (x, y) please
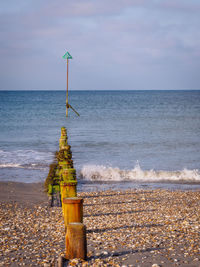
top-left (61, 181), bottom-right (77, 199)
top-left (60, 181), bottom-right (77, 214)
top-left (66, 223), bottom-right (87, 260)
top-left (62, 197), bottom-right (83, 229)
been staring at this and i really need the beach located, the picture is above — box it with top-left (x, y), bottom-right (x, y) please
top-left (0, 182), bottom-right (199, 266)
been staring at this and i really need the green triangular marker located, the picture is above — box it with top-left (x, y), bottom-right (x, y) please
top-left (63, 52), bottom-right (73, 59)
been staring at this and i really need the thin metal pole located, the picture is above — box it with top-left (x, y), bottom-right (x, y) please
top-left (66, 58), bottom-right (69, 117)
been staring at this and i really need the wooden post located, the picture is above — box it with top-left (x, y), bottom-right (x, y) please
top-left (62, 197), bottom-right (83, 228)
top-left (61, 127), bottom-right (67, 137)
top-left (59, 159), bottom-right (73, 169)
top-left (61, 181), bottom-right (77, 199)
top-left (59, 138), bottom-right (68, 150)
top-left (62, 168), bottom-right (76, 182)
top-left (59, 127), bottom-right (68, 150)
top-left (60, 181), bottom-right (77, 214)
top-left (66, 223), bottom-right (87, 260)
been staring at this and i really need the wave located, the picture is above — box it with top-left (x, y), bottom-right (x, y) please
top-left (0, 163), bottom-right (47, 170)
top-left (0, 149), bottom-right (53, 170)
top-left (79, 163), bottom-right (200, 183)
top-left (0, 163), bottom-right (22, 168)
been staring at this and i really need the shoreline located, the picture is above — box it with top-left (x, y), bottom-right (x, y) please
top-left (0, 181), bottom-right (200, 266)
top-left (1, 179), bottom-right (200, 193)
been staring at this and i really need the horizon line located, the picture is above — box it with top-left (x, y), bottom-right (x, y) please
top-left (1, 89), bottom-right (200, 91)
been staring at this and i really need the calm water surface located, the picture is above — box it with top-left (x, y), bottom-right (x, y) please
top-left (0, 90), bottom-right (200, 191)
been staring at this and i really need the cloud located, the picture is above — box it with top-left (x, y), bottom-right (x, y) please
top-left (38, 0), bottom-right (145, 17)
top-left (159, 0), bottom-right (200, 13)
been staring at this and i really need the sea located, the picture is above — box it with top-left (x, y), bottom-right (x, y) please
top-left (0, 90), bottom-right (200, 191)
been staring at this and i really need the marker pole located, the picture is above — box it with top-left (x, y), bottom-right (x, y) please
top-left (66, 58), bottom-right (69, 117)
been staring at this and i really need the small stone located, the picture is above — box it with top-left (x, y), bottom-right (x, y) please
top-left (95, 252), bottom-right (100, 256)
top-left (82, 262), bottom-right (88, 267)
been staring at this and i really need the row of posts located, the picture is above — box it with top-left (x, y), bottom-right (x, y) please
top-left (48, 127), bottom-right (87, 261)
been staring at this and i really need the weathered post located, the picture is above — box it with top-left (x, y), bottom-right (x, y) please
top-left (60, 181), bottom-right (77, 199)
top-left (62, 168), bottom-right (76, 181)
top-left (57, 127), bottom-right (77, 207)
top-left (59, 127), bottom-right (68, 150)
top-left (62, 197), bottom-right (83, 228)
top-left (45, 161), bottom-right (61, 207)
top-left (66, 223), bottom-right (87, 260)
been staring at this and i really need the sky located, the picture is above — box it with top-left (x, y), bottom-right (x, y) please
top-left (0, 0), bottom-right (200, 90)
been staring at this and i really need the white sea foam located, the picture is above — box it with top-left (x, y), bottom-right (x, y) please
top-left (0, 163), bottom-right (22, 168)
top-left (0, 163), bottom-right (47, 170)
top-left (0, 149), bottom-right (53, 170)
top-left (80, 163), bottom-right (200, 183)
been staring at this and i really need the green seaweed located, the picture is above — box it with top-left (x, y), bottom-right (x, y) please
top-left (56, 149), bottom-right (72, 162)
top-left (44, 162), bottom-right (59, 193)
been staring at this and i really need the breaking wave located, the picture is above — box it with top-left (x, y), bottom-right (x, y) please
top-left (79, 163), bottom-right (200, 183)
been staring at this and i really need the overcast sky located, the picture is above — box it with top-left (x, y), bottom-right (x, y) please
top-left (0, 0), bottom-right (200, 90)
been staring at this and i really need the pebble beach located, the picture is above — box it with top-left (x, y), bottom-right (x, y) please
top-left (0, 182), bottom-right (200, 267)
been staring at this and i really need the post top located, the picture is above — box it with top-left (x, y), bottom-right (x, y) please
top-left (63, 52), bottom-right (73, 59)
top-left (63, 197), bottom-right (83, 204)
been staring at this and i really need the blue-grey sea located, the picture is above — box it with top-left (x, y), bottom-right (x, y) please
top-left (0, 90), bottom-right (200, 191)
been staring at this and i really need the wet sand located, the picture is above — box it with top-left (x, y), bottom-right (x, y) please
top-left (0, 181), bottom-right (199, 266)
top-left (0, 182), bottom-right (47, 206)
